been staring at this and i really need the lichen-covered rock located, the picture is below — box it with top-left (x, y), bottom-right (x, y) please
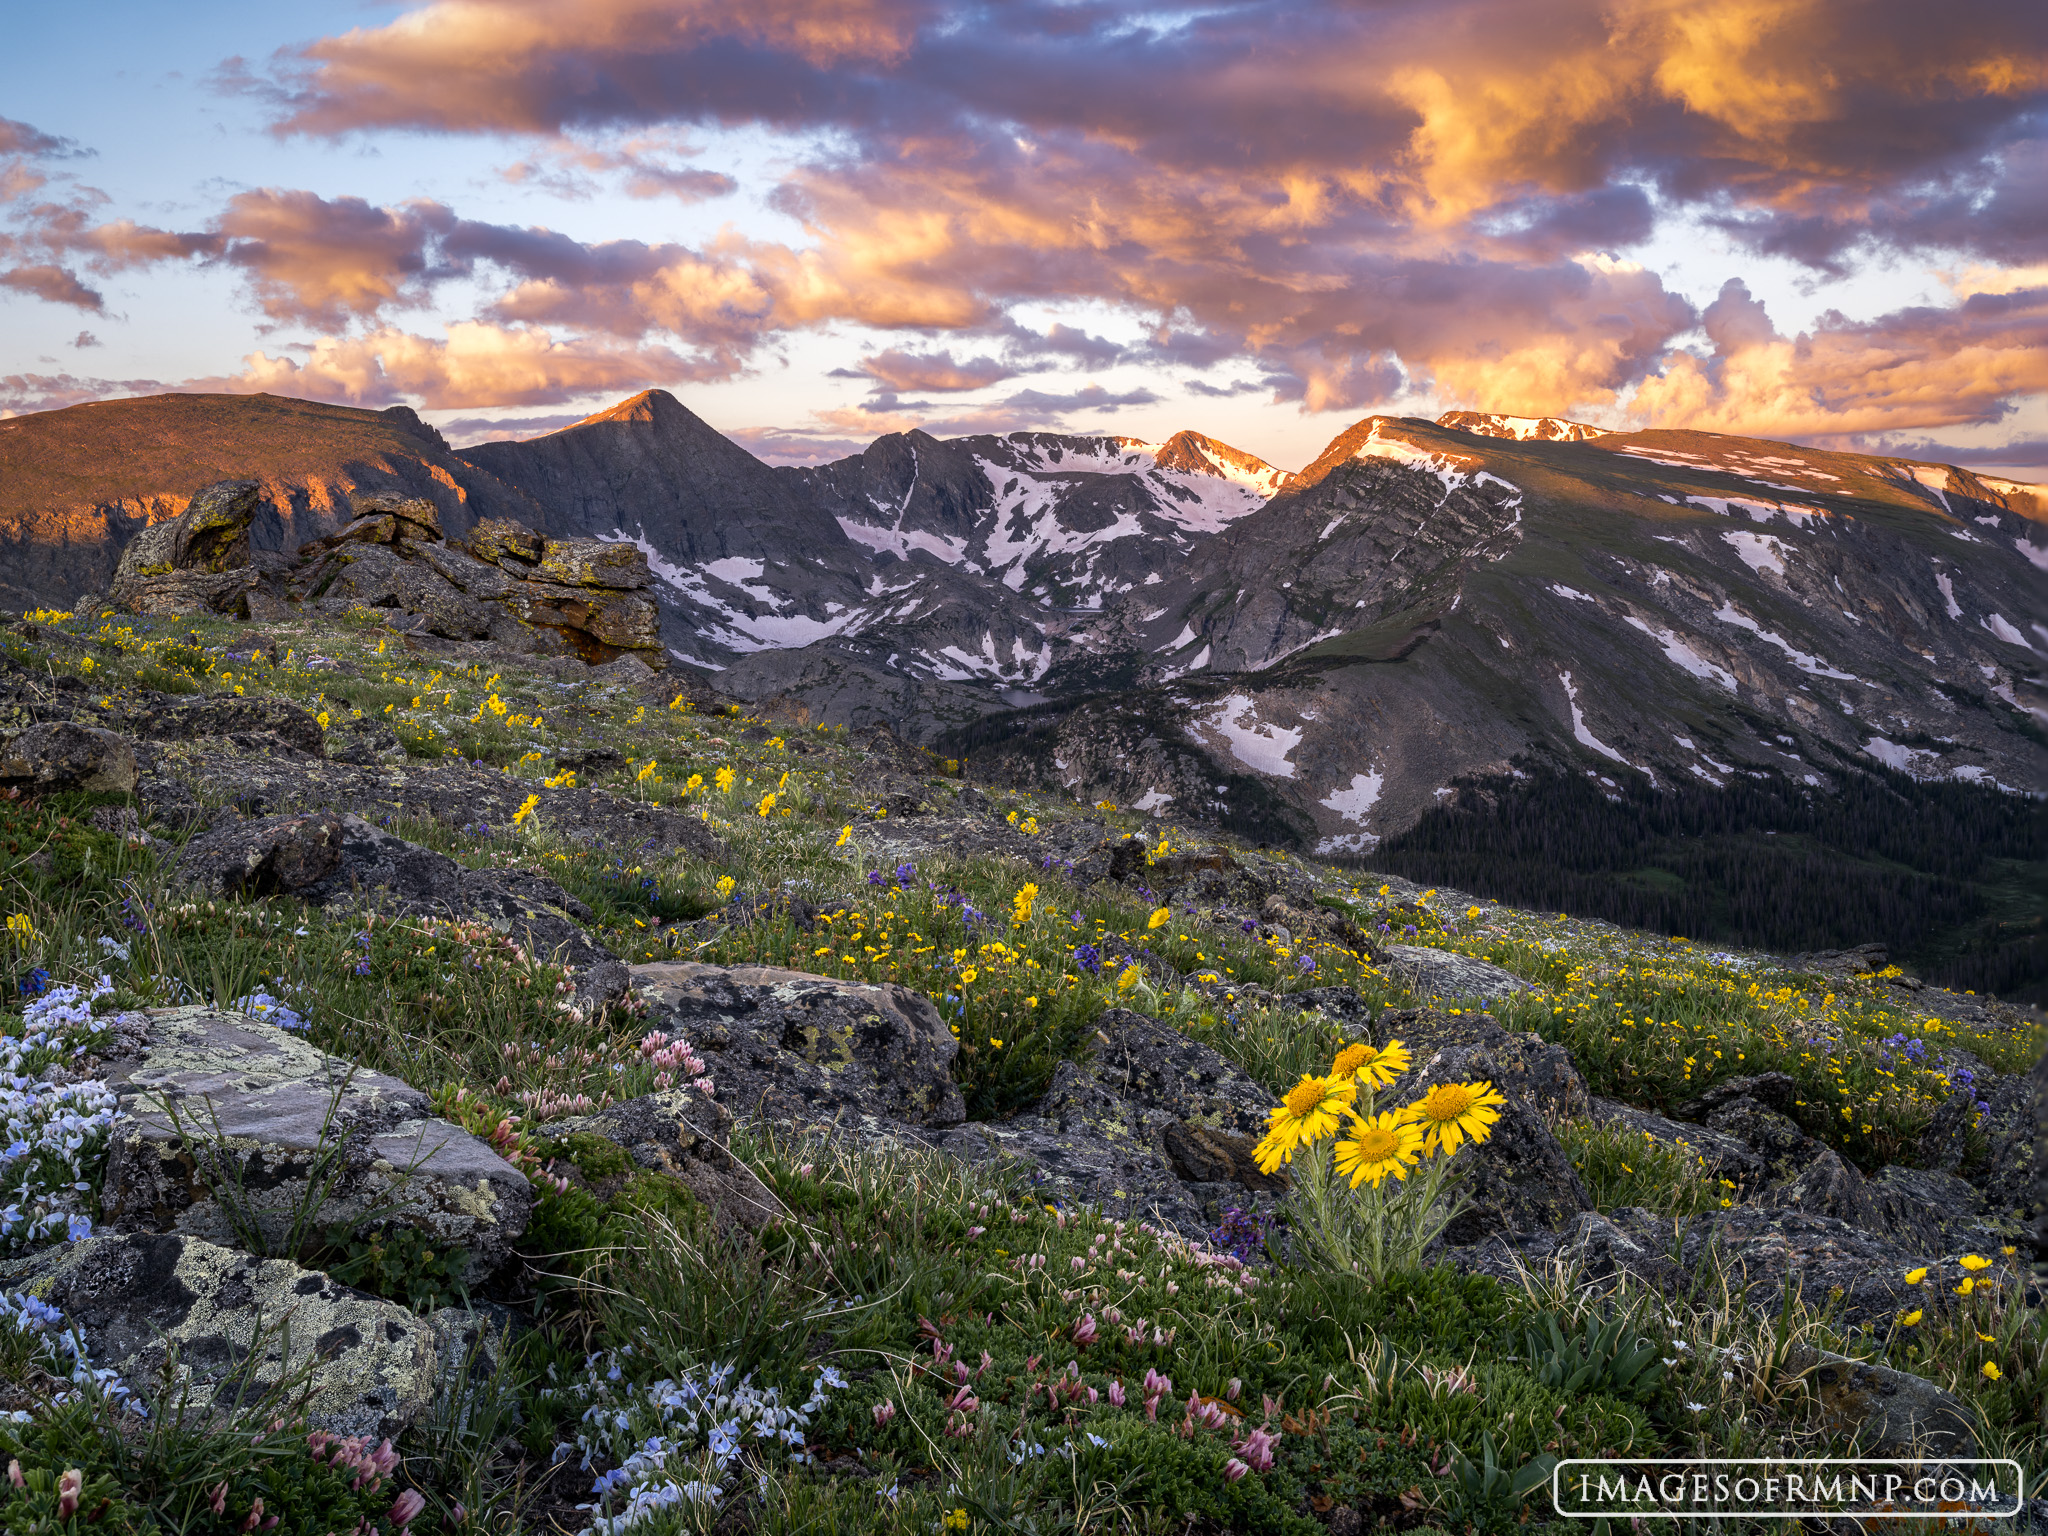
top-left (465, 518), bottom-right (546, 566)
top-left (97, 1005), bottom-right (533, 1282)
top-left (1792, 1345), bottom-right (1977, 1457)
top-left (929, 1011), bottom-right (1288, 1232)
top-left (1382, 945), bottom-right (1535, 1003)
top-left (173, 812), bottom-right (612, 969)
top-left (12, 1232), bottom-right (463, 1439)
top-left (0, 721), bottom-right (138, 793)
top-left (495, 579), bottom-right (662, 659)
top-left (1588, 1096), bottom-right (1764, 1186)
top-left (1378, 1008), bottom-right (1591, 1241)
top-left (111, 481), bottom-right (264, 616)
top-left (1867, 1166), bottom-right (1988, 1253)
top-left (537, 538), bottom-right (654, 590)
top-left (137, 695), bottom-right (326, 756)
top-left (630, 961), bottom-right (968, 1128)
top-left (1759, 1147), bottom-right (1882, 1232)
top-left (354, 492), bottom-right (442, 539)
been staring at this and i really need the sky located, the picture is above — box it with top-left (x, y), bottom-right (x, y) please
top-left (2, 0), bottom-right (2044, 475)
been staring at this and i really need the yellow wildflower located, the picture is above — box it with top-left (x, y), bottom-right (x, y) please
top-left (1147, 908), bottom-right (1171, 930)
top-left (1331, 1039), bottom-right (1411, 1090)
top-left (1012, 884), bottom-right (1038, 924)
top-left (1332, 1110), bottom-right (1423, 1188)
top-left (512, 794), bottom-right (540, 826)
top-left (1253, 1074), bottom-right (1357, 1173)
top-left (1903, 1268), bottom-right (1928, 1285)
top-left (1899, 1309), bottom-right (1923, 1327)
top-left (1399, 1081), bottom-right (1506, 1154)
top-left (834, 825), bottom-right (852, 848)
top-left (714, 767), bottom-right (735, 792)
top-left (959, 968), bottom-right (978, 986)
top-left (1982, 1361), bottom-right (2002, 1381)
top-left (1960, 1254), bottom-right (1992, 1271)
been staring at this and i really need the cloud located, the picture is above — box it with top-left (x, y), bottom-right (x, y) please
top-left (181, 321), bottom-right (692, 410)
top-left (1838, 433), bottom-right (2048, 469)
top-left (0, 264), bottom-right (103, 311)
top-left (72, 331), bottom-right (98, 348)
top-left (832, 347), bottom-right (1016, 392)
top-left (1, 4), bottom-right (2027, 439)
top-left (0, 370), bottom-right (166, 417)
top-left (721, 425), bottom-right (876, 465)
top-left (439, 410), bottom-right (592, 444)
top-left (1631, 284), bottom-right (2048, 436)
top-left (501, 133), bottom-right (738, 203)
top-left (1183, 377), bottom-right (1265, 398)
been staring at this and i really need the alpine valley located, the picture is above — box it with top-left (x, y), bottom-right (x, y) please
top-left (5, 388), bottom-right (2045, 993)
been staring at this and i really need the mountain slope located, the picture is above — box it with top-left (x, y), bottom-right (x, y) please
top-left (962, 414), bottom-right (2048, 857)
top-left (0, 392), bottom-right (540, 611)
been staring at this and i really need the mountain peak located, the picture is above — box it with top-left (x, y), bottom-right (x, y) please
top-left (1437, 410), bottom-right (1608, 442)
top-left (571, 389), bottom-right (689, 429)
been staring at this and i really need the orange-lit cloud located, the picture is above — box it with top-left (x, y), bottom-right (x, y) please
top-left (1, 1), bottom-right (2039, 444)
top-left (184, 321), bottom-right (694, 410)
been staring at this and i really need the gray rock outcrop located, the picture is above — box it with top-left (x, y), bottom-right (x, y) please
top-left (0, 721), bottom-right (138, 793)
top-left (97, 1004), bottom-right (533, 1282)
top-left (11, 1231), bottom-right (478, 1440)
top-left (173, 811), bottom-right (615, 970)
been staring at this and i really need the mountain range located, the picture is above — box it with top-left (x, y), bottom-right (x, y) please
top-left (5, 388), bottom-right (2045, 867)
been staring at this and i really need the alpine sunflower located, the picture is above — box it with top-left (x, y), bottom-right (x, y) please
top-left (1333, 1110), bottom-right (1424, 1188)
top-left (1254, 1074), bottom-right (1358, 1173)
top-left (1399, 1080), bottom-right (1506, 1154)
top-left (1330, 1039), bottom-right (1411, 1090)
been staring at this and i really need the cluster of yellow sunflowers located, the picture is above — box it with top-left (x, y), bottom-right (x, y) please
top-left (1252, 1039), bottom-right (1506, 1187)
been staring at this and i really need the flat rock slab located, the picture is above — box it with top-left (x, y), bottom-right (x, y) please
top-left (173, 811), bottom-right (612, 971)
top-left (98, 1004), bottom-right (531, 1282)
top-left (9, 1232), bottom-right (471, 1440)
top-left (630, 961), bottom-right (967, 1128)
top-left (1794, 1345), bottom-right (1977, 1458)
top-left (1383, 945), bottom-right (1535, 1003)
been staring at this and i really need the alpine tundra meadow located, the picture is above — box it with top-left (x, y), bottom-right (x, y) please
top-left (0, 1), bottom-right (2046, 1533)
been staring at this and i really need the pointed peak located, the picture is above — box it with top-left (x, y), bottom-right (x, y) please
top-left (571, 389), bottom-right (689, 429)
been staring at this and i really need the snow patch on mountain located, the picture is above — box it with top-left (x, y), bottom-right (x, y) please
top-left (1436, 411), bottom-right (1607, 442)
top-left (1197, 694), bottom-right (1303, 778)
top-left (1558, 671), bottom-right (1629, 764)
top-left (1722, 531), bottom-right (1787, 576)
top-left (1320, 770), bottom-right (1385, 824)
top-left (1710, 604), bottom-right (1858, 679)
top-left (1623, 617), bottom-right (1738, 691)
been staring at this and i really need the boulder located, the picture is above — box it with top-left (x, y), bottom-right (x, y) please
top-left (173, 811), bottom-right (611, 968)
top-left (1588, 1096), bottom-right (1764, 1187)
top-left (353, 492), bottom-right (443, 539)
top-left (937, 1011), bottom-right (1294, 1232)
top-left (629, 961), bottom-right (967, 1129)
top-left (97, 1004), bottom-right (533, 1283)
top-left (466, 518), bottom-right (546, 566)
top-left (137, 696), bottom-right (327, 757)
top-left (1378, 1008), bottom-right (1591, 1242)
top-left (1867, 1166), bottom-right (1988, 1253)
top-left (111, 481), bottom-right (264, 615)
top-left (12, 1232), bottom-right (471, 1440)
top-left (537, 538), bottom-right (654, 590)
top-left (1758, 1147), bottom-right (1883, 1233)
top-left (0, 721), bottom-right (138, 793)
top-left (1792, 1345), bottom-right (1977, 1457)
top-left (1383, 945), bottom-right (1535, 1003)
